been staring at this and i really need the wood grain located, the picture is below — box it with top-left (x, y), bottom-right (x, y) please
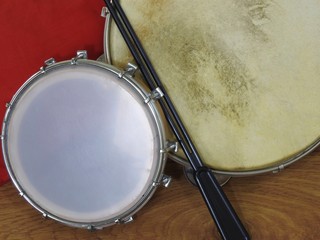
top-left (0, 148), bottom-right (319, 240)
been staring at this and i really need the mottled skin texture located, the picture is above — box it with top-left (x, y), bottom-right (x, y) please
top-left (110, 0), bottom-right (320, 171)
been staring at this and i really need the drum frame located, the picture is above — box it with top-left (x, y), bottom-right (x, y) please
top-left (1, 52), bottom-right (169, 229)
top-left (168, 137), bottom-right (320, 176)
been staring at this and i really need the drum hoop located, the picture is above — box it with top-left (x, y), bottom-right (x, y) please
top-left (169, 137), bottom-right (320, 176)
top-left (1, 58), bottom-right (167, 229)
top-left (213, 137), bottom-right (320, 176)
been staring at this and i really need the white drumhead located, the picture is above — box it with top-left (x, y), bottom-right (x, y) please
top-left (4, 62), bottom-right (162, 223)
top-left (110, 0), bottom-right (320, 171)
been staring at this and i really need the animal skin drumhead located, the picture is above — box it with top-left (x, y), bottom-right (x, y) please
top-left (110, 0), bottom-right (320, 171)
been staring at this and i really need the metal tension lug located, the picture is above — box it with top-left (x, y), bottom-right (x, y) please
top-left (71, 50), bottom-right (88, 65)
top-left (5, 102), bottom-right (12, 109)
top-left (118, 63), bottom-right (138, 79)
top-left (87, 225), bottom-right (97, 232)
top-left (162, 141), bottom-right (179, 153)
top-left (101, 6), bottom-right (109, 17)
top-left (42, 213), bottom-right (48, 219)
top-left (0, 135), bottom-right (4, 140)
top-left (44, 58), bottom-right (56, 66)
top-left (144, 87), bottom-right (164, 103)
top-left (161, 174), bottom-right (172, 188)
top-left (40, 57), bottom-right (56, 72)
top-left (124, 63), bottom-right (138, 77)
top-left (115, 216), bottom-right (134, 224)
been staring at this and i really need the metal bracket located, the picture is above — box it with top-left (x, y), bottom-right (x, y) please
top-left (124, 63), bottom-right (138, 77)
top-left (44, 58), bottom-right (56, 66)
top-left (5, 102), bottom-right (12, 109)
top-left (40, 57), bottom-right (56, 72)
top-left (160, 141), bottom-right (179, 153)
top-left (152, 174), bottom-right (172, 188)
top-left (101, 6), bottom-right (110, 17)
top-left (87, 225), bottom-right (97, 231)
top-left (118, 63), bottom-right (139, 78)
top-left (71, 50), bottom-right (88, 65)
top-left (144, 87), bottom-right (164, 103)
top-left (161, 174), bottom-right (172, 188)
top-left (115, 216), bottom-right (134, 224)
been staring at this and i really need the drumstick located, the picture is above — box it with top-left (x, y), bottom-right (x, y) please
top-left (104, 1), bottom-right (250, 239)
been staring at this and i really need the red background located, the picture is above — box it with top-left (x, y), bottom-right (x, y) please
top-left (0, 1), bottom-right (105, 185)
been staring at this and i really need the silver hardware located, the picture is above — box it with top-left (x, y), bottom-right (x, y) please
top-left (161, 174), bottom-right (172, 188)
top-left (0, 135), bottom-right (4, 140)
top-left (115, 216), bottom-right (134, 224)
top-left (145, 87), bottom-right (164, 103)
top-left (124, 63), bottom-right (138, 77)
top-left (118, 63), bottom-right (139, 78)
top-left (39, 67), bottom-right (46, 73)
top-left (152, 181), bottom-right (160, 187)
top-left (42, 213), bottom-right (48, 219)
top-left (71, 50), bottom-right (88, 65)
top-left (92, 225), bottom-right (104, 230)
top-left (39, 58), bottom-right (56, 72)
top-left (152, 174), bottom-right (172, 187)
top-left (87, 225), bottom-right (96, 231)
top-left (101, 6), bottom-right (109, 17)
top-left (272, 164), bottom-right (285, 174)
top-left (5, 103), bottom-right (11, 108)
top-left (44, 58), bottom-right (56, 66)
top-left (19, 192), bottom-right (24, 197)
top-left (161, 141), bottom-right (179, 153)
top-left (77, 50), bottom-right (88, 59)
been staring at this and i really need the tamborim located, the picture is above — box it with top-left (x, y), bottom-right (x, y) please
top-left (1, 52), bottom-right (168, 229)
top-left (109, 0), bottom-right (320, 175)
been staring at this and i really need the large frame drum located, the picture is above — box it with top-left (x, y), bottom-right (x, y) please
top-left (108, 0), bottom-right (320, 176)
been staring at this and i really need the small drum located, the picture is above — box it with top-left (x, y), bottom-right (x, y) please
top-left (1, 51), bottom-right (169, 229)
top-left (109, 0), bottom-right (320, 175)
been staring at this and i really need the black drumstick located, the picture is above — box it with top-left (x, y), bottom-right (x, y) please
top-left (104, 1), bottom-right (250, 239)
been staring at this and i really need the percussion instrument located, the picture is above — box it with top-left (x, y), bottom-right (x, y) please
top-left (105, 2), bottom-right (250, 239)
top-left (1, 51), bottom-right (171, 229)
top-left (108, 0), bottom-right (320, 175)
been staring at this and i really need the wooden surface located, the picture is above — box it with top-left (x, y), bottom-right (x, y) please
top-left (0, 148), bottom-right (319, 240)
